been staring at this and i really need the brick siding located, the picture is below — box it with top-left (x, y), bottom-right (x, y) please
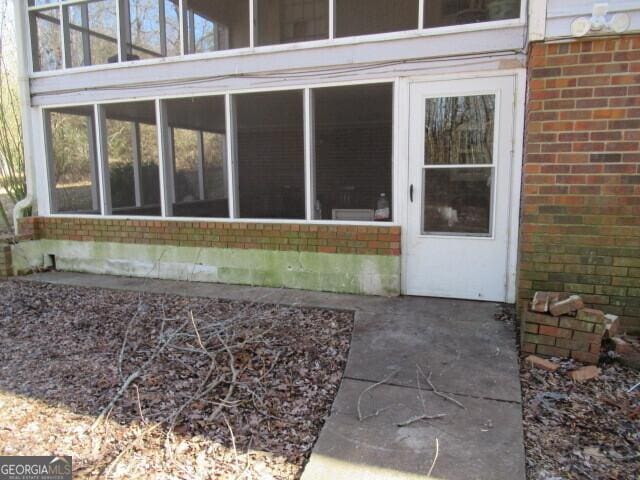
top-left (520, 36), bottom-right (640, 331)
top-left (0, 241), bottom-right (12, 278)
top-left (19, 217), bottom-right (401, 256)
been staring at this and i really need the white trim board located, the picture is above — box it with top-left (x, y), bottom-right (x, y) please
top-left (30, 26), bottom-right (527, 106)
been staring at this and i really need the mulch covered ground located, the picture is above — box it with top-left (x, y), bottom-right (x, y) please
top-left (0, 280), bottom-right (353, 479)
top-left (521, 358), bottom-right (639, 480)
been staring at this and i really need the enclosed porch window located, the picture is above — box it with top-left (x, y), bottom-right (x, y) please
top-left (103, 101), bottom-right (162, 216)
top-left (46, 106), bottom-right (101, 214)
top-left (27, 0), bottom-right (522, 72)
top-left (164, 96), bottom-right (229, 218)
top-left (44, 82), bottom-right (396, 223)
top-left (312, 83), bottom-right (393, 221)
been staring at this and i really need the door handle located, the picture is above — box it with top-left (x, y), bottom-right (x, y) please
top-left (410, 184), bottom-right (414, 202)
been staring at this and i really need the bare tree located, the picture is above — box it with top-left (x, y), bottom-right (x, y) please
top-left (0, 0), bottom-right (26, 229)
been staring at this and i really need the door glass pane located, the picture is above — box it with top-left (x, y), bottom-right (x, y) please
top-left (424, 0), bottom-right (521, 29)
top-left (424, 95), bottom-right (495, 165)
top-left (422, 167), bottom-right (492, 235)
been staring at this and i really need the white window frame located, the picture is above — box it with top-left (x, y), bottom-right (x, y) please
top-left (38, 77), bottom-right (400, 226)
top-left (26, 0), bottom-right (527, 77)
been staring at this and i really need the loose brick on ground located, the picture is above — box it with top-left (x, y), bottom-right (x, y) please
top-left (567, 365), bottom-right (601, 382)
top-left (525, 355), bottom-right (560, 372)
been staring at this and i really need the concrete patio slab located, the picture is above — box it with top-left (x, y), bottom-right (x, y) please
top-left (345, 309), bottom-right (521, 402)
top-left (303, 379), bottom-right (525, 480)
top-left (16, 272), bottom-right (525, 480)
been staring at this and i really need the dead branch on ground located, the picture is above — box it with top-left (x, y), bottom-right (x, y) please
top-left (357, 369), bottom-right (400, 421)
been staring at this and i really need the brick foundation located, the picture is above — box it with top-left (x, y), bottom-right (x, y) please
top-left (519, 36), bottom-right (640, 332)
top-left (0, 242), bottom-right (11, 278)
top-left (19, 217), bottom-right (401, 256)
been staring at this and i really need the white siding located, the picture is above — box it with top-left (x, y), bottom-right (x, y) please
top-left (546, 0), bottom-right (640, 40)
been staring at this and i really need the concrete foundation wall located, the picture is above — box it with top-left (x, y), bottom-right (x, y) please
top-left (11, 239), bottom-right (401, 296)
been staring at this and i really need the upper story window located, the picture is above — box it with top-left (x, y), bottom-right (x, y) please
top-left (27, 0), bottom-right (522, 73)
top-left (66, 0), bottom-right (118, 67)
top-left (184, 2), bottom-right (250, 53)
top-left (256, 0), bottom-right (329, 46)
top-left (336, 0), bottom-right (419, 37)
top-left (424, 0), bottom-right (522, 28)
top-left (125, 0), bottom-right (180, 60)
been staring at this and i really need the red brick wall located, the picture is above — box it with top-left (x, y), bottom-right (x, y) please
top-left (19, 217), bottom-right (401, 256)
top-left (0, 243), bottom-right (11, 278)
top-left (520, 36), bottom-right (640, 332)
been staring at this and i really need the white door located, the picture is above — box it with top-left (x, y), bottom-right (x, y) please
top-left (405, 76), bottom-right (516, 302)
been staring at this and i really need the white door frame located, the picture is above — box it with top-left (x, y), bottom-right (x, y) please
top-left (398, 69), bottom-right (526, 303)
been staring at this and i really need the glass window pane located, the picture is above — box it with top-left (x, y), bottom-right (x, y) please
top-left (313, 84), bottom-right (393, 221)
top-left (30, 7), bottom-right (62, 71)
top-left (236, 91), bottom-right (305, 220)
top-left (424, 0), bottom-right (521, 28)
top-left (48, 106), bottom-right (101, 214)
top-left (425, 95), bottom-right (495, 165)
top-left (66, 0), bottom-right (118, 67)
top-left (336, 0), bottom-right (419, 37)
top-left (104, 101), bottom-right (161, 216)
top-left (257, 0), bottom-right (328, 46)
top-left (126, 0), bottom-right (180, 60)
top-left (165, 96), bottom-right (229, 218)
top-left (29, 1), bottom-right (58, 6)
top-left (185, 1), bottom-right (250, 53)
top-left (423, 167), bottom-right (493, 235)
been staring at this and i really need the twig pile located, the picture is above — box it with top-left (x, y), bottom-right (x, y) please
top-left (0, 280), bottom-right (353, 479)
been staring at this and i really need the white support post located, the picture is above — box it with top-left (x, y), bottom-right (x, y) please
top-left (179, 0), bottom-right (187, 55)
top-left (131, 122), bottom-right (143, 207)
top-left (94, 105), bottom-right (112, 216)
top-left (117, 0), bottom-right (130, 61)
top-left (221, 135), bottom-right (228, 200)
top-left (418, 0), bottom-right (425, 30)
top-left (169, 127), bottom-right (177, 201)
top-left (328, 0), bottom-right (335, 39)
top-left (249, 0), bottom-right (255, 48)
top-left (87, 113), bottom-right (100, 211)
top-left (42, 111), bottom-right (58, 213)
top-left (156, 99), bottom-right (174, 217)
top-left (80, 2), bottom-right (91, 66)
top-left (159, 0), bottom-right (167, 56)
top-left (304, 88), bottom-right (315, 220)
top-left (28, 10), bottom-right (39, 72)
top-left (61, 4), bottom-right (71, 68)
top-left (196, 130), bottom-right (206, 201)
top-left (188, 8), bottom-right (196, 52)
top-left (225, 94), bottom-right (239, 219)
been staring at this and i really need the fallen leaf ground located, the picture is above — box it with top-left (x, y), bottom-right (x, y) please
top-left (0, 280), bottom-right (353, 479)
top-left (521, 358), bottom-right (639, 480)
